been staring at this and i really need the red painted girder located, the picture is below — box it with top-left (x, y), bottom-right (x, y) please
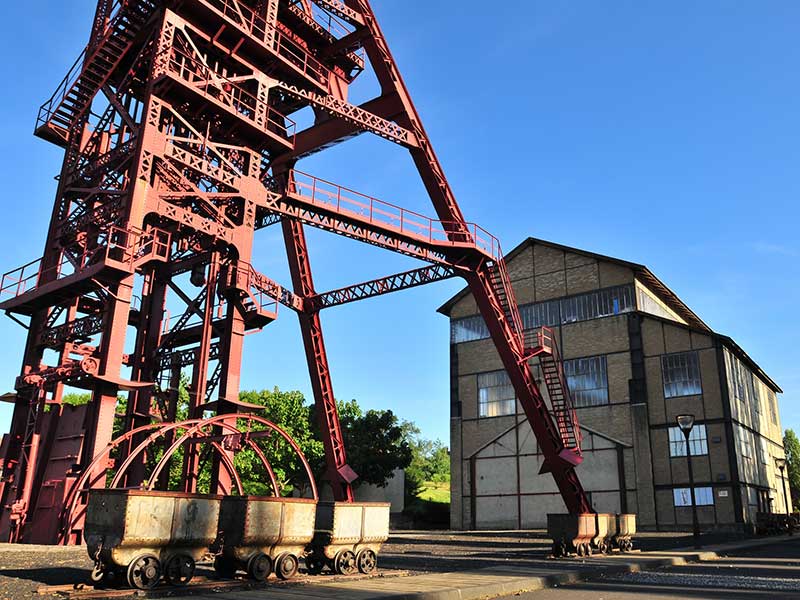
top-left (467, 265), bottom-right (590, 513)
top-left (273, 81), bottom-right (416, 147)
top-left (277, 170), bottom-right (501, 263)
top-left (282, 219), bottom-right (355, 502)
top-left (314, 0), bottom-right (365, 26)
top-left (344, 0), bottom-right (591, 513)
top-left (309, 264), bottom-right (457, 311)
top-left (280, 93), bottom-right (405, 161)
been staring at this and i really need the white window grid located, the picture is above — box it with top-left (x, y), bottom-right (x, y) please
top-left (478, 370), bottom-right (516, 418)
top-left (674, 487), bottom-right (714, 507)
top-left (662, 351), bottom-right (702, 398)
top-left (668, 425), bottom-right (708, 457)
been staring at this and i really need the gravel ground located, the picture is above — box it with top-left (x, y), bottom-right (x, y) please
top-left (498, 536), bottom-right (800, 599)
top-left (603, 570), bottom-right (800, 593)
top-left (0, 530), bottom-right (766, 599)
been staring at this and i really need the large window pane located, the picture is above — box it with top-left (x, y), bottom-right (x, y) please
top-left (478, 370), bottom-right (516, 418)
top-left (768, 390), bottom-right (778, 425)
top-left (739, 426), bottom-right (753, 459)
top-left (564, 355), bottom-right (609, 407)
top-left (520, 299), bottom-right (560, 330)
top-left (560, 285), bottom-right (635, 324)
top-left (668, 425), bottom-right (708, 457)
top-left (451, 315), bottom-right (489, 343)
top-left (662, 351), bottom-right (702, 398)
top-left (674, 487), bottom-right (714, 507)
top-left (451, 284), bottom-right (636, 345)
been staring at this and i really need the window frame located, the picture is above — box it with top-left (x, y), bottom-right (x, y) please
top-left (563, 354), bottom-right (610, 408)
top-left (673, 487), bottom-right (714, 507)
top-left (477, 369), bottom-right (517, 419)
top-left (661, 350), bottom-right (703, 399)
top-left (668, 424), bottom-right (709, 457)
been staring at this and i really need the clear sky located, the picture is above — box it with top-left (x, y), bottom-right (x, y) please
top-left (0, 2), bottom-right (797, 446)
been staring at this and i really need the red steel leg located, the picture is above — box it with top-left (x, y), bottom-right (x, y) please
top-left (282, 219), bottom-right (355, 502)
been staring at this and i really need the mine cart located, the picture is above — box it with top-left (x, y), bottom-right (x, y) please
top-left (591, 513), bottom-right (617, 553)
top-left (614, 513), bottom-right (636, 552)
top-left (547, 513), bottom-right (596, 557)
top-left (214, 496), bottom-right (317, 581)
top-left (84, 489), bottom-right (221, 590)
top-left (306, 501), bottom-right (391, 575)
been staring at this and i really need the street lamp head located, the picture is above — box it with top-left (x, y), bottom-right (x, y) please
top-left (676, 414), bottom-right (695, 433)
top-left (776, 457), bottom-right (787, 471)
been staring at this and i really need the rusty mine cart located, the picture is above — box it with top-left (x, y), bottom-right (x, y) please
top-left (548, 513), bottom-right (637, 558)
top-left (85, 490), bottom-right (222, 589)
top-left (82, 415), bottom-right (392, 590)
top-left (306, 501), bottom-right (391, 575)
top-left (213, 496), bottom-right (317, 581)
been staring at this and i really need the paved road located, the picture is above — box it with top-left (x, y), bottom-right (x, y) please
top-left (501, 538), bottom-right (800, 600)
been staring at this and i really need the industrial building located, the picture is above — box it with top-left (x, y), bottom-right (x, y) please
top-left (440, 238), bottom-right (787, 531)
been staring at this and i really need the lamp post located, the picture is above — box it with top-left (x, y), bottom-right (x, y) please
top-left (776, 457), bottom-right (790, 516)
top-left (677, 414), bottom-right (701, 549)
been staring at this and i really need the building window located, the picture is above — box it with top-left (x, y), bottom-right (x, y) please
top-left (450, 284), bottom-right (636, 345)
top-left (478, 370), bottom-right (516, 418)
top-left (760, 437), bottom-right (770, 465)
top-left (751, 375), bottom-right (761, 414)
top-left (560, 285), bottom-right (635, 324)
top-left (768, 390), bottom-right (778, 425)
top-left (564, 355), bottom-right (609, 407)
top-left (451, 315), bottom-right (488, 343)
top-left (740, 427), bottom-right (753, 460)
top-left (661, 351), bottom-right (702, 398)
top-left (519, 299), bottom-right (560, 330)
top-left (674, 487), bottom-right (714, 507)
top-left (668, 425), bottom-right (708, 457)
top-left (726, 350), bottom-right (755, 406)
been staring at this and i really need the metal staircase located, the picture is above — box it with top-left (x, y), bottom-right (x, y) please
top-left (487, 260), bottom-right (525, 351)
top-left (35, 0), bottom-right (158, 146)
top-left (526, 326), bottom-right (582, 456)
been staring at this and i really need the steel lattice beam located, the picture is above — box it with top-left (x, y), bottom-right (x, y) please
top-left (309, 265), bottom-right (457, 311)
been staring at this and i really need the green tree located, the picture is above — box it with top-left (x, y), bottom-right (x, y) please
top-left (333, 400), bottom-right (413, 488)
top-left (784, 429), bottom-right (800, 508)
top-left (403, 427), bottom-right (450, 496)
top-left (62, 393), bottom-right (91, 406)
top-left (428, 444), bottom-right (451, 483)
top-left (237, 388), bottom-right (325, 496)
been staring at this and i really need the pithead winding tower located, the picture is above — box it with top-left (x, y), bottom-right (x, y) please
top-left (0, 0), bottom-right (591, 544)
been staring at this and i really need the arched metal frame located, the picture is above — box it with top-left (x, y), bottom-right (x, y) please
top-left (57, 414), bottom-right (316, 543)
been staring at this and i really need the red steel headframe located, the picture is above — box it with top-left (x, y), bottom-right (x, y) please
top-left (0, 0), bottom-right (591, 544)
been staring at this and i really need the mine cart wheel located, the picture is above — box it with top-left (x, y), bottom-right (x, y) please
top-left (306, 553), bottom-right (326, 575)
top-left (356, 549), bottom-right (377, 574)
top-left (575, 543), bottom-right (585, 557)
top-left (213, 555), bottom-right (237, 579)
top-left (334, 549), bottom-right (357, 575)
top-left (276, 553), bottom-right (299, 580)
top-left (247, 552), bottom-right (272, 582)
top-left (551, 542), bottom-right (562, 558)
top-left (164, 554), bottom-right (196, 586)
top-left (127, 554), bottom-right (162, 590)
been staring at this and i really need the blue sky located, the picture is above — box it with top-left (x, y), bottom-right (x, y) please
top-left (0, 2), bottom-right (797, 445)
